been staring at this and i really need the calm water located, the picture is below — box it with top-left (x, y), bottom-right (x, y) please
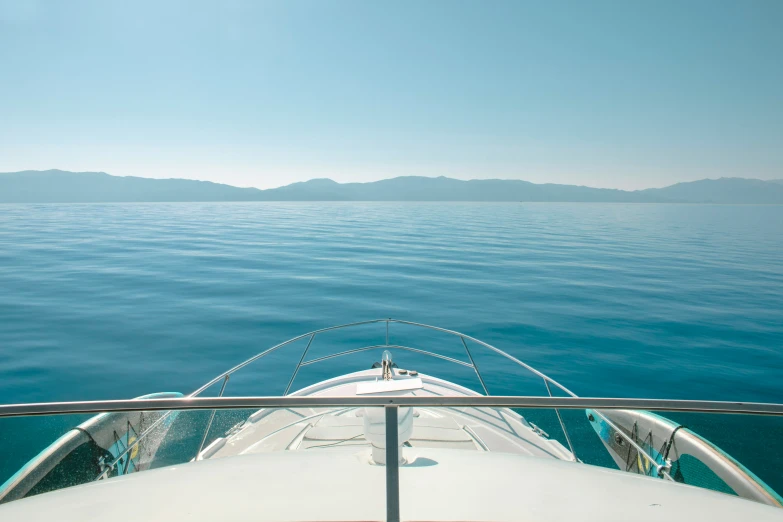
top-left (1, 203), bottom-right (782, 488)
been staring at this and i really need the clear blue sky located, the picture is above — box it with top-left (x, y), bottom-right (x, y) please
top-left (1, 0), bottom-right (781, 190)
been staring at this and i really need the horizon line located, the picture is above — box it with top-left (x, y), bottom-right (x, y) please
top-left (3, 168), bottom-right (783, 193)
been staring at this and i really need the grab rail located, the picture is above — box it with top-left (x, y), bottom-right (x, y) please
top-left (5, 320), bottom-right (783, 519)
top-left (189, 319), bottom-right (578, 398)
top-left (182, 318), bottom-right (605, 466)
top-left (5, 395), bottom-right (783, 517)
top-left (4, 396), bottom-right (783, 418)
top-left (5, 319), bottom-right (771, 485)
top-left (5, 398), bottom-right (783, 520)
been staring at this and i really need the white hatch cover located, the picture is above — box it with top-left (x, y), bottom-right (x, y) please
top-left (356, 377), bottom-right (423, 395)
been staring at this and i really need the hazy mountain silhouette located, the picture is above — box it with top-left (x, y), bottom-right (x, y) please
top-left (0, 170), bottom-right (260, 203)
top-left (1, 170), bottom-right (782, 203)
top-left (639, 178), bottom-right (783, 204)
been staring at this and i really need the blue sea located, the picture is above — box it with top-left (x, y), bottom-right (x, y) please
top-left (1, 203), bottom-right (782, 489)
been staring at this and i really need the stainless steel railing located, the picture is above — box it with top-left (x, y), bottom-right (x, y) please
top-left (111, 318), bottom-right (504, 478)
top-left (6, 319), bottom-right (778, 482)
top-left (4, 395), bottom-right (783, 520)
top-left (5, 396), bottom-right (783, 520)
top-left (188, 319), bottom-right (579, 398)
top-left (4, 396), bottom-right (783, 418)
top-left (183, 318), bottom-right (583, 464)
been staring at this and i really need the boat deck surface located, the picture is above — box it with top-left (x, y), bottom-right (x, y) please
top-left (201, 368), bottom-right (572, 461)
top-left (2, 448), bottom-right (781, 522)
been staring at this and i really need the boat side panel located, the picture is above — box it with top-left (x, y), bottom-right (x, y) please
top-left (587, 408), bottom-right (783, 507)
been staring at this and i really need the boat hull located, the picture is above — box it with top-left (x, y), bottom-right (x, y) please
top-left (0, 392), bottom-right (182, 503)
top-left (586, 408), bottom-right (783, 507)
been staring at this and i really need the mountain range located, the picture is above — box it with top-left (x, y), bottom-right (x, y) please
top-left (1, 170), bottom-right (782, 204)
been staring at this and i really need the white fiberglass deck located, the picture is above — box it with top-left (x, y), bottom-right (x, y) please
top-left (199, 368), bottom-right (573, 461)
top-left (4, 448), bottom-right (782, 522)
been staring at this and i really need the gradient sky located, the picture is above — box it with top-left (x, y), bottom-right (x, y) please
top-left (1, 0), bottom-right (781, 190)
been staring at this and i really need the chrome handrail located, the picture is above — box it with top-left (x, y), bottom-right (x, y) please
top-left (180, 318), bottom-right (584, 465)
top-left (299, 344), bottom-right (475, 369)
top-left (6, 399), bottom-right (775, 519)
top-left (83, 318), bottom-right (545, 480)
top-left (5, 319), bottom-right (767, 482)
top-left (7, 395), bottom-right (783, 485)
top-left (3, 396), bottom-right (783, 417)
top-left (191, 319), bottom-right (579, 398)
top-left (189, 319), bottom-right (389, 397)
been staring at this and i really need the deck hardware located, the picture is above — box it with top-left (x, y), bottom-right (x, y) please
top-left (545, 379), bottom-right (576, 461)
top-left (284, 333), bottom-right (315, 396)
top-left (461, 336), bottom-right (489, 396)
top-left (530, 423), bottom-right (549, 438)
top-left (385, 406), bottom-right (400, 522)
top-left (382, 351), bottom-right (394, 381)
top-left (196, 374), bottom-right (230, 461)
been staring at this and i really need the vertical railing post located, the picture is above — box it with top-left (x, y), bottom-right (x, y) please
top-left (385, 405), bottom-right (400, 522)
top-left (461, 337), bottom-right (489, 396)
top-left (544, 378), bottom-right (577, 461)
top-left (195, 374), bottom-right (230, 461)
top-left (284, 333), bottom-right (315, 396)
top-left (386, 319), bottom-right (390, 346)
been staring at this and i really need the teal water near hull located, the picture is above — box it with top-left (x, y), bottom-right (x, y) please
top-left (1, 203), bottom-right (782, 490)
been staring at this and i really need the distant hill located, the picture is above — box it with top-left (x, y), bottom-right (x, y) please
top-left (0, 170), bottom-right (263, 203)
top-left (258, 176), bottom-right (663, 202)
top-left (640, 178), bottom-right (783, 204)
top-left (1, 170), bottom-right (782, 203)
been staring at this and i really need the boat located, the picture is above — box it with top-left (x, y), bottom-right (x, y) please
top-left (0, 392), bottom-right (182, 503)
top-left (0, 319), bottom-right (781, 521)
